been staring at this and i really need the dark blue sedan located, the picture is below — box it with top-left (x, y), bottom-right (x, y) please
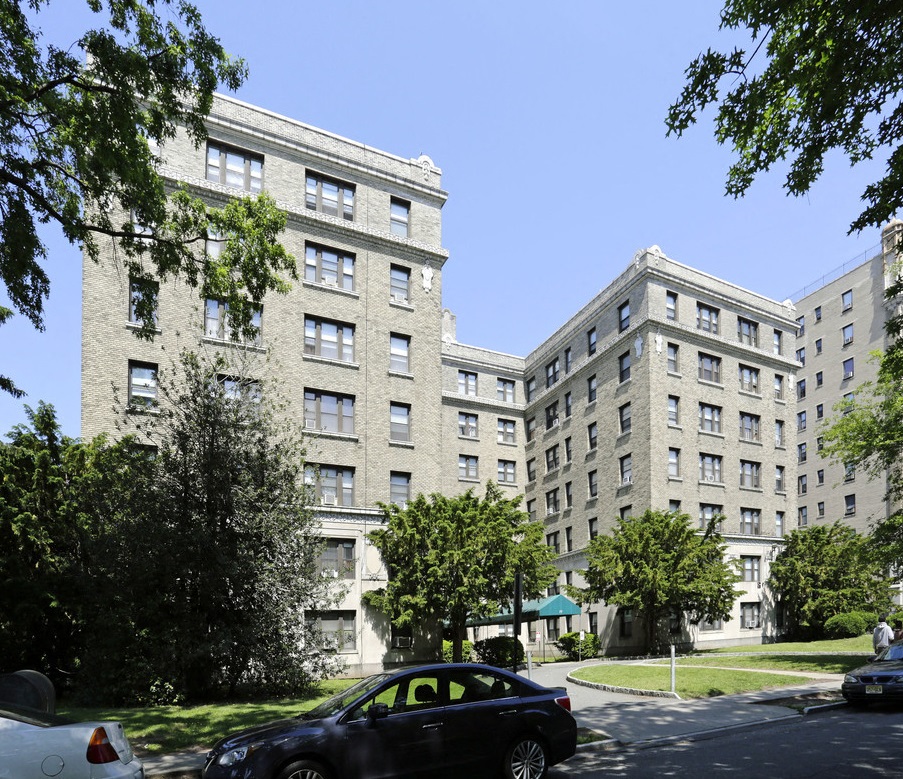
top-left (842, 643), bottom-right (903, 705)
top-left (202, 662), bottom-right (577, 779)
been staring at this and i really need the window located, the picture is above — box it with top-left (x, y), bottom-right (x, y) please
top-left (668, 448), bottom-right (681, 478)
top-left (564, 437), bottom-right (572, 462)
top-left (620, 402), bottom-right (632, 433)
top-left (737, 317), bottom-right (759, 346)
top-left (498, 460), bottom-right (516, 484)
top-left (305, 172), bottom-right (354, 220)
top-left (845, 494), bottom-right (856, 516)
top-left (842, 323), bottom-right (854, 345)
top-left (796, 315), bottom-right (805, 335)
top-left (619, 505), bottom-right (632, 521)
top-left (619, 608), bottom-right (634, 638)
top-left (389, 472), bottom-right (411, 506)
top-left (390, 334), bottom-right (411, 373)
top-left (619, 454), bottom-right (633, 485)
top-left (797, 411), bottom-right (807, 432)
top-left (565, 527), bottom-right (573, 552)
top-left (843, 392), bottom-right (855, 413)
top-left (497, 378), bottom-right (515, 402)
top-left (588, 470), bottom-right (598, 498)
top-left (527, 459), bottom-right (536, 482)
top-left (845, 463), bottom-right (856, 482)
top-left (815, 371), bottom-right (823, 387)
top-left (458, 371), bottom-right (477, 396)
top-left (741, 556), bottom-right (761, 583)
top-left (699, 453), bottom-right (723, 483)
top-left (773, 330), bottom-right (783, 355)
top-left (564, 347), bottom-right (572, 373)
top-left (587, 327), bottom-right (597, 355)
top-left (305, 243), bottom-right (355, 290)
top-left (564, 392), bottom-right (572, 418)
top-left (304, 389), bottom-right (355, 434)
top-left (698, 353), bottom-right (721, 383)
top-left (526, 417), bottom-right (536, 442)
top-left (305, 464), bottom-right (355, 506)
top-left (320, 539), bottom-right (355, 579)
top-left (458, 454), bottom-right (478, 481)
top-left (739, 412), bottom-right (760, 442)
top-left (587, 375), bottom-right (597, 402)
top-left (798, 506), bottom-right (808, 526)
top-left (390, 265), bottom-right (411, 303)
top-left (545, 445), bottom-right (560, 472)
top-left (205, 299), bottom-right (262, 345)
top-left (740, 508), bottom-right (761, 535)
top-left (841, 288), bottom-right (853, 311)
top-left (206, 142), bottom-right (262, 192)
top-left (619, 351), bottom-right (631, 382)
top-left (128, 361), bottom-right (157, 407)
top-left (843, 357), bottom-right (855, 380)
top-left (525, 376), bottom-right (536, 401)
top-left (546, 358), bottom-right (560, 388)
top-left (667, 343), bottom-right (679, 373)
top-left (666, 291), bottom-right (678, 321)
top-left (817, 469), bottom-right (825, 486)
top-left (526, 500), bottom-right (536, 520)
top-left (565, 482), bottom-right (573, 509)
top-left (588, 517), bottom-right (599, 540)
top-left (776, 511), bottom-right (785, 536)
top-left (775, 419), bottom-right (785, 446)
top-left (815, 338), bottom-right (823, 355)
top-left (798, 474), bottom-right (808, 495)
top-left (740, 460), bottom-right (761, 489)
top-left (817, 501), bottom-right (825, 518)
top-left (458, 413), bottom-right (478, 438)
top-left (697, 303), bottom-right (720, 333)
top-left (775, 465), bottom-right (785, 492)
top-left (497, 418), bottom-right (516, 444)
top-left (699, 403), bottom-right (722, 433)
top-left (795, 347), bottom-right (806, 366)
top-left (546, 489), bottom-right (560, 515)
top-left (814, 305), bottom-right (822, 321)
top-left (796, 378), bottom-right (806, 399)
top-left (390, 198), bottom-right (410, 236)
top-left (618, 300), bottom-right (631, 332)
top-left (390, 403), bottom-right (411, 442)
top-left (700, 618), bottom-right (723, 632)
top-left (128, 277), bottom-right (158, 326)
top-left (669, 500), bottom-right (682, 513)
top-left (699, 503), bottom-right (723, 530)
top-left (545, 401), bottom-right (559, 429)
top-left (587, 422), bottom-right (598, 450)
top-left (798, 442), bottom-right (807, 463)
top-left (304, 316), bottom-right (354, 362)
top-left (316, 611), bottom-right (357, 651)
top-left (774, 374), bottom-right (784, 400)
top-left (738, 364), bottom-right (760, 393)
top-left (667, 396), bottom-right (679, 426)
top-left (741, 602), bottom-right (761, 629)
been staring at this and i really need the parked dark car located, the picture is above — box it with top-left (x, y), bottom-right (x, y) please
top-left (202, 662), bottom-right (577, 779)
top-left (842, 643), bottom-right (903, 705)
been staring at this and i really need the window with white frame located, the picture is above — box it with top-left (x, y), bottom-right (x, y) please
top-left (305, 464), bottom-right (355, 506)
top-left (796, 315), bottom-right (805, 335)
top-left (741, 556), bottom-right (761, 582)
top-left (696, 303), bottom-right (720, 333)
top-left (128, 361), bottom-right (157, 407)
top-left (390, 403), bottom-right (411, 442)
top-left (776, 511), bottom-right (784, 535)
top-left (498, 460), bottom-right (516, 484)
top-left (842, 323), bottom-right (854, 345)
top-left (841, 288), bottom-right (853, 311)
top-left (458, 412), bottom-right (478, 438)
top-left (206, 141), bottom-right (262, 192)
top-left (390, 198), bottom-right (410, 236)
top-left (390, 472), bottom-right (411, 506)
top-left (497, 418), bottom-right (516, 444)
top-left (699, 453), bottom-right (722, 483)
top-left (304, 389), bottom-right (355, 434)
top-left (458, 454), bottom-right (478, 481)
top-left (458, 371), bottom-right (477, 396)
top-left (390, 265), bottom-right (411, 303)
top-left (304, 316), bottom-right (354, 361)
top-left (797, 410), bottom-right (807, 431)
top-left (305, 171), bottom-right (354, 219)
top-left (773, 329), bottom-right (782, 355)
top-left (390, 334), bottom-right (411, 373)
top-left (305, 243), bottom-right (355, 290)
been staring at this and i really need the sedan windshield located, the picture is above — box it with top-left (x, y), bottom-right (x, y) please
top-left (303, 673), bottom-right (392, 720)
top-left (878, 644), bottom-right (903, 662)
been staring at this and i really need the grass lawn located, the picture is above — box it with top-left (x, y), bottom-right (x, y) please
top-left (651, 654), bottom-right (864, 674)
top-left (699, 635), bottom-right (872, 654)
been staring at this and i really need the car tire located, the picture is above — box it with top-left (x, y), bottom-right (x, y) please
top-left (503, 734), bottom-right (548, 779)
top-left (278, 759), bottom-right (331, 779)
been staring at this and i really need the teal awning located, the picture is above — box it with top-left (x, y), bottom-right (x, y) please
top-left (468, 594), bottom-right (581, 626)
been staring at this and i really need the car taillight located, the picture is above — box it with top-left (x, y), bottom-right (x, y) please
top-left (86, 727), bottom-right (120, 764)
top-left (554, 695), bottom-right (571, 712)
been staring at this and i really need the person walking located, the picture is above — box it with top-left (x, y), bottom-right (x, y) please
top-left (873, 614), bottom-right (894, 653)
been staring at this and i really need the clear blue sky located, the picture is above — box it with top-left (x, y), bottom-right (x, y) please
top-left (0, 0), bottom-right (886, 438)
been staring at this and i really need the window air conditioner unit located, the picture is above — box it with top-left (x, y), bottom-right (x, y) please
top-left (705, 476), bottom-right (717, 482)
top-left (843, 336), bottom-right (853, 346)
top-left (390, 294), bottom-right (408, 304)
top-left (304, 419), bottom-right (316, 429)
top-left (322, 494), bottom-right (336, 506)
top-left (546, 508), bottom-right (557, 516)
top-left (322, 277), bottom-right (336, 286)
top-left (844, 372), bottom-right (854, 380)
top-left (622, 476), bottom-right (633, 486)
top-left (551, 418), bottom-right (559, 427)
top-left (392, 636), bottom-right (413, 649)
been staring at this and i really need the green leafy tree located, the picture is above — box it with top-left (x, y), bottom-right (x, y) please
top-left (573, 510), bottom-right (741, 654)
top-left (768, 522), bottom-right (893, 640)
top-left (0, 0), bottom-right (296, 397)
top-left (666, 1), bottom-right (903, 234)
top-left (364, 484), bottom-right (557, 663)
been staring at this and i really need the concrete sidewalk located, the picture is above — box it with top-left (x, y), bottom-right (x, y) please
top-left (142, 662), bottom-right (848, 778)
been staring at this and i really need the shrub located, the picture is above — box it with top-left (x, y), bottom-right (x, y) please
top-left (473, 636), bottom-right (524, 668)
top-left (824, 612), bottom-right (869, 639)
top-left (556, 631), bottom-right (601, 661)
top-left (443, 640), bottom-right (473, 663)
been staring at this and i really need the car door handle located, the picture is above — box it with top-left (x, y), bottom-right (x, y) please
top-left (422, 722), bottom-right (444, 730)
top-left (497, 709), bottom-right (518, 716)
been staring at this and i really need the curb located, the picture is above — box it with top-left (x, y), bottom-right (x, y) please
top-left (566, 672), bottom-right (681, 699)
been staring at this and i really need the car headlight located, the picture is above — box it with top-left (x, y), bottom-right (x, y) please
top-left (217, 743), bottom-right (261, 766)
top-left (843, 675), bottom-right (859, 684)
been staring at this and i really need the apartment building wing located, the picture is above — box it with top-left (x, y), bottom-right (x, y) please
top-left (520, 247), bottom-right (800, 651)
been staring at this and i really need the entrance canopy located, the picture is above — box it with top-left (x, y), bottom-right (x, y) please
top-left (468, 594), bottom-right (581, 626)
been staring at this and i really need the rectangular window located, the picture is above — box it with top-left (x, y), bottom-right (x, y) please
top-left (741, 602), bottom-right (761, 629)
top-left (796, 315), bottom-right (805, 335)
top-left (817, 469), bottom-right (825, 485)
top-left (316, 611), bottom-right (357, 651)
top-left (564, 392), bottom-right (572, 418)
top-left (775, 419), bottom-right (785, 447)
top-left (458, 455), bottom-right (478, 481)
top-left (498, 460), bottom-right (516, 484)
top-left (668, 448), bottom-right (680, 478)
top-left (525, 377), bottom-right (536, 401)
top-left (320, 538), bottom-right (356, 580)
top-left (666, 291), bottom-right (678, 321)
top-left (304, 389), bottom-right (355, 434)
top-left (390, 472), bottom-right (411, 506)
top-left (737, 317), bottom-right (759, 346)
top-left (587, 375), bottom-right (597, 402)
top-left (128, 277), bottom-right (158, 326)
top-left (798, 442), bottom-right (808, 463)
top-left (842, 323), bottom-right (854, 345)
top-left (564, 437), bottom-right (572, 462)
top-left (305, 171), bottom-right (354, 220)
top-left (699, 453), bottom-right (723, 483)
top-left (620, 454), bottom-right (633, 485)
top-left (775, 465), bottom-right (785, 492)
top-left (774, 374), bottom-right (785, 400)
top-left (620, 402), bottom-right (632, 433)
top-left (305, 464), bottom-right (355, 506)
top-left (797, 379), bottom-right (806, 399)
top-left (497, 378), bottom-right (515, 403)
top-left (619, 608), bottom-right (634, 638)
top-left (776, 511), bottom-right (784, 536)
top-left (458, 371), bottom-right (477, 396)
top-left (796, 347), bottom-right (806, 366)
top-left (815, 338), bottom-right (823, 354)
top-left (740, 508), bottom-right (761, 535)
top-left (699, 403), bottom-right (722, 433)
top-left (587, 327), bottom-right (597, 355)
top-left (305, 243), bottom-right (355, 290)
top-left (843, 357), bottom-right (855, 380)
top-left (390, 198), bottom-right (410, 236)
top-left (798, 474), bottom-right (808, 495)
top-left (814, 305), bottom-right (822, 321)
top-left (546, 358), bottom-right (560, 388)
top-left (817, 501), bottom-right (825, 517)
top-left (738, 364), bottom-right (760, 393)
top-left (545, 445), bottom-right (560, 472)
top-left (565, 482), bottom-right (573, 508)
top-left (588, 470), bottom-right (598, 497)
top-left (741, 556), bottom-right (761, 583)
top-left (459, 413), bottom-right (478, 438)
top-left (497, 418), bottom-right (516, 444)
top-left (841, 289), bottom-right (853, 311)
top-left (845, 463), bottom-right (856, 482)
top-left (527, 459), bottom-right (536, 481)
top-left (668, 396), bottom-right (679, 426)
top-left (390, 334), bottom-right (411, 373)
top-left (587, 422), bottom-right (598, 450)
top-left (845, 494), bottom-right (857, 516)
top-left (797, 411), bottom-right (807, 432)
top-left (546, 489), bottom-right (560, 515)
top-left (618, 300), bottom-right (631, 332)
top-left (526, 417), bottom-right (536, 442)
top-left (698, 353), bottom-right (721, 383)
top-left (390, 265), bottom-right (411, 303)
top-left (740, 460), bottom-right (761, 489)
top-left (697, 303), bottom-right (720, 333)
top-left (564, 347), bottom-right (573, 373)
top-left (205, 298), bottom-right (262, 345)
top-left (799, 506), bottom-right (808, 526)
top-left (588, 517), bottom-right (599, 539)
top-left (739, 412), bottom-right (760, 442)
top-left (304, 316), bottom-right (354, 362)
top-left (566, 526), bottom-right (573, 552)
top-left (128, 361), bottom-right (157, 407)
top-left (815, 371), bottom-right (823, 387)
top-left (667, 343), bottom-right (679, 373)
top-left (619, 351), bottom-right (631, 382)
top-left (546, 532), bottom-right (560, 554)
top-left (773, 330), bottom-right (782, 355)
top-left (207, 141), bottom-right (262, 192)
top-left (545, 401), bottom-right (559, 429)
top-left (390, 403), bottom-right (411, 442)
top-left (699, 503), bottom-right (723, 530)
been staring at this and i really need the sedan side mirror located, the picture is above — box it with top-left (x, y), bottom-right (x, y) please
top-left (367, 703), bottom-right (390, 721)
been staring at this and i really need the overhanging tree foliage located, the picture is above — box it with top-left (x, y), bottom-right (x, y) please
top-left (0, 0), bottom-right (296, 397)
top-left (666, 1), bottom-right (903, 234)
top-left (768, 522), bottom-right (893, 640)
top-left (573, 509), bottom-right (741, 654)
top-left (364, 484), bottom-right (558, 663)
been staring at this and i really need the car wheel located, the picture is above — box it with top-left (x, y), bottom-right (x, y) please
top-left (503, 735), bottom-right (548, 779)
top-left (278, 760), bottom-right (331, 779)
